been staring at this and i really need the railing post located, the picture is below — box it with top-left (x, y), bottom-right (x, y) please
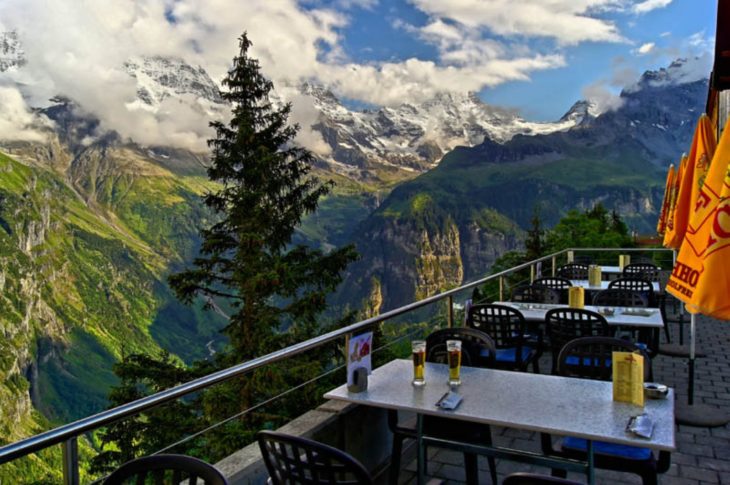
top-left (62, 438), bottom-right (79, 485)
top-left (551, 256), bottom-right (556, 277)
top-left (499, 276), bottom-right (504, 301)
top-left (448, 295), bottom-right (454, 328)
top-left (530, 264), bottom-right (535, 283)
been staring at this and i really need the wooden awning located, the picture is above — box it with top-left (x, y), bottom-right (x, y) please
top-left (713, 0), bottom-right (730, 90)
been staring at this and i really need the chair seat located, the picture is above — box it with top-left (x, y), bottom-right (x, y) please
top-left (564, 356), bottom-right (611, 367)
top-left (562, 437), bottom-right (653, 461)
top-left (495, 347), bottom-right (535, 363)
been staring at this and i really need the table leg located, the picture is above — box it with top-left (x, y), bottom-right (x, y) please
top-left (587, 439), bottom-right (595, 485)
top-left (417, 414), bottom-right (425, 485)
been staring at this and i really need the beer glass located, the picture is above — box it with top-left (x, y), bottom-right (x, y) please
top-left (411, 340), bottom-right (426, 386)
top-left (447, 340), bottom-right (462, 386)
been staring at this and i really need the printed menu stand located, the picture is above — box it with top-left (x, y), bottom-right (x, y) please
top-left (612, 351), bottom-right (644, 407)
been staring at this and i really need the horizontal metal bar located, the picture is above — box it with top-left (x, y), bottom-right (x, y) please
top-left (0, 247), bottom-right (667, 465)
top-left (423, 435), bottom-right (589, 474)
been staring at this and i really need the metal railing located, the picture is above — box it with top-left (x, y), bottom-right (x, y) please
top-left (0, 247), bottom-right (674, 484)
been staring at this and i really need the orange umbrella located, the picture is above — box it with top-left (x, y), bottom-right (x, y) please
top-left (656, 164), bottom-right (675, 236)
top-left (663, 154), bottom-right (688, 247)
top-left (672, 116), bottom-right (730, 318)
top-left (664, 115), bottom-right (717, 250)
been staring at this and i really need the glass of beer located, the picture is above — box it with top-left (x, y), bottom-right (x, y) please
top-left (447, 340), bottom-right (462, 386)
top-left (412, 340), bottom-right (426, 386)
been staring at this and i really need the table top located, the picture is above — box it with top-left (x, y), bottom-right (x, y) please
top-left (493, 301), bottom-right (664, 328)
top-left (599, 265), bottom-right (661, 274)
top-left (325, 360), bottom-right (675, 451)
top-left (570, 279), bottom-right (661, 292)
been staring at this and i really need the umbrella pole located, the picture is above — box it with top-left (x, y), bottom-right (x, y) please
top-left (687, 313), bottom-right (695, 405)
top-left (675, 312), bottom-right (730, 427)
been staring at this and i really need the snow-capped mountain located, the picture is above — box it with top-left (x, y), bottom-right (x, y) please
top-left (0, 31), bottom-right (24, 72)
top-left (123, 55), bottom-right (225, 117)
top-left (288, 83), bottom-right (594, 180)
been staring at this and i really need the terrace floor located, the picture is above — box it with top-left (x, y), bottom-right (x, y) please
top-left (389, 310), bottom-right (730, 485)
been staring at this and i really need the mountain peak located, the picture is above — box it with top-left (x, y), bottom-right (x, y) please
top-left (123, 55), bottom-right (224, 108)
top-left (559, 100), bottom-right (598, 124)
top-left (635, 57), bottom-right (709, 90)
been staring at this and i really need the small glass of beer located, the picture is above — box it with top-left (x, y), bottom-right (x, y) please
top-left (447, 340), bottom-right (462, 386)
top-left (411, 340), bottom-right (426, 386)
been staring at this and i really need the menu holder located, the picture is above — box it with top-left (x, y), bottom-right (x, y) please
top-left (568, 286), bottom-right (584, 309)
top-left (613, 351), bottom-right (644, 407)
top-left (588, 265), bottom-right (601, 286)
top-left (346, 331), bottom-right (373, 392)
top-left (619, 254), bottom-right (631, 271)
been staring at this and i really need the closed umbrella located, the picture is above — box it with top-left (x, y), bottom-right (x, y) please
top-left (656, 164), bottom-right (675, 236)
top-left (666, 112), bottom-right (729, 427)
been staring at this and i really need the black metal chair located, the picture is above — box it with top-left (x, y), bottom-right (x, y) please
top-left (257, 430), bottom-right (372, 485)
top-left (623, 262), bottom-right (660, 282)
top-left (533, 277), bottom-right (572, 304)
top-left (104, 454), bottom-right (228, 485)
top-left (510, 285), bottom-right (560, 304)
top-left (556, 263), bottom-right (589, 280)
top-left (592, 288), bottom-right (647, 308)
top-left (541, 337), bottom-right (670, 485)
top-left (389, 328), bottom-right (498, 485)
top-left (545, 308), bottom-right (610, 374)
top-left (609, 277), bottom-right (656, 307)
top-left (557, 336), bottom-right (652, 381)
top-left (503, 472), bottom-right (583, 485)
top-left (467, 304), bottom-right (541, 373)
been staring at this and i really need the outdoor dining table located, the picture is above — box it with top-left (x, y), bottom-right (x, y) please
top-left (569, 279), bottom-right (661, 292)
top-left (325, 359), bottom-right (675, 485)
top-left (493, 301), bottom-right (664, 329)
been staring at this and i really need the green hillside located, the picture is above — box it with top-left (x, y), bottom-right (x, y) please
top-left (0, 147), bottom-right (227, 482)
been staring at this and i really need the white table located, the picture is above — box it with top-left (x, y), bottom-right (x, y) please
top-left (570, 279), bottom-right (661, 292)
top-left (325, 360), bottom-right (675, 485)
top-left (493, 302), bottom-right (664, 329)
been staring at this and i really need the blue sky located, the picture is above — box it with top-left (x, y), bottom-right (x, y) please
top-left (303, 0), bottom-right (716, 120)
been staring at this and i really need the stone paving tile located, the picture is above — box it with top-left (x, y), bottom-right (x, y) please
top-left (389, 308), bottom-right (730, 485)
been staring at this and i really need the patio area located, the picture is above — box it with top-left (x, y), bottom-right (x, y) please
top-left (391, 312), bottom-right (730, 485)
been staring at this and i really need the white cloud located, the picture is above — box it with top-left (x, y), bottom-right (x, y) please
top-left (0, 86), bottom-right (54, 142)
top-left (0, 0), bottom-right (664, 152)
top-left (635, 42), bottom-right (656, 55)
top-left (632, 0), bottom-right (672, 15)
top-left (582, 81), bottom-right (625, 115)
top-left (407, 0), bottom-right (628, 46)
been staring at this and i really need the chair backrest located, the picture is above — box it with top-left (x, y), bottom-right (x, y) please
top-left (533, 277), bottom-right (573, 290)
top-left (503, 472), bottom-right (583, 485)
top-left (510, 285), bottom-right (560, 304)
top-left (608, 277), bottom-right (655, 306)
top-left (557, 336), bottom-right (652, 381)
top-left (467, 304), bottom-right (526, 350)
top-left (556, 263), bottom-right (589, 280)
top-left (104, 454), bottom-right (228, 485)
top-left (545, 308), bottom-right (609, 372)
top-left (257, 430), bottom-right (373, 485)
top-left (426, 327), bottom-right (496, 368)
top-left (623, 262), bottom-right (659, 282)
top-left (592, 288), bottom-right (647, 308)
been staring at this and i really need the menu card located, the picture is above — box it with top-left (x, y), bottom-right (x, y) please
top-left (346, 332), bottom-right (373, 386)
top-left (612, 351), bottom-right (644, 407)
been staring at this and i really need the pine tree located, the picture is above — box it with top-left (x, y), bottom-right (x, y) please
top-left (170, 33), bottom-right (356, 358)
top-left (167, 32), bottom-right (357, 421)
top-left (524, 208), bottom-right (544, 260)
